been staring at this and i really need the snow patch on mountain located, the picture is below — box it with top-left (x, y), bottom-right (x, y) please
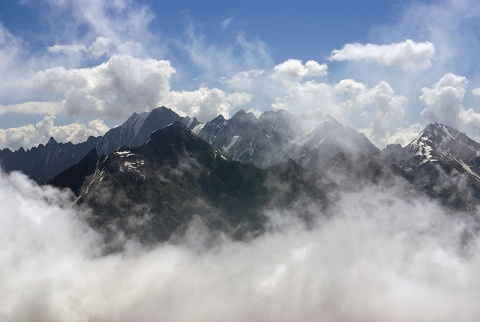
top-left (115, 151), bottom-right (137, 158)
top-left (411, 136), bottom-right (438, 164)
top-left (124, 159), bottom-right (145, 179)
top-left (222, 135), bottom-right (239, 153)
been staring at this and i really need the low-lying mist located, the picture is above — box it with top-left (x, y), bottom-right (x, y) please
top-left (1, 170), bottom-right (480, 321)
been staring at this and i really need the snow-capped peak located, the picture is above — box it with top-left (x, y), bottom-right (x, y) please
top-left (403, 122), bottom-right (480, 183)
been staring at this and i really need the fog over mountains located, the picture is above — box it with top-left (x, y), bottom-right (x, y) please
top-left (2, 107), bottom-right (480, 321)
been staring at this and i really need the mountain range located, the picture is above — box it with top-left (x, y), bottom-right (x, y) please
top-left (2, 106), bottom-right (480, 247)
top-left (0, 107), bottom-right (199, 183)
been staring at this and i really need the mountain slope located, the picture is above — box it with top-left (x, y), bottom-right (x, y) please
top-left (47, 148), bottom-right (103, 195)
top-left (0, 107), bottom-right (197, 183)
top-left (74, 122), bottom-right (328, 247)
top-left (198, 109), bottom-right (379, 169)
top-left (383, 122), bottom-right (480, 209)
top-left (48, 118), bottom-right (480, 248)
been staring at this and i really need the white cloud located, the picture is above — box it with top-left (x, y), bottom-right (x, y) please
top-left (334, 79), bottom-right (367, 109)
top-left (334, 79), bottom-right (407, 146)
top-left (378, 0), bottom-right (480, 74)
top-left (361, 81), bottom-right (407, 144)
top-left (273, 78), bottom-right (406, 146)
top-left (472, 88), bottom-right (480, 96)
top-left (161, 87), bottom-right (251, 122)
top-left (329, 39), bottom-right (435, 70)
top-left (273, 59), bottom-right (327, 82)
top-left (246, 107), bottom-right (262, 118)
top-left (420, 73), bottom-right (467, 128)
top-left (368, 123), bottom-right (424, 148)
top-left (272, 81), bottom-right (334, 116)
top-left (225, 60), bottom-right (407, 148)
top-left (47, 44), bottom-right (87, 55)
top-left (392, 123), bottom-right (425, 146)
top-left (2, 171), bottom-right (480, 320)
top-left (0, 116), bottom-right (109, 150)
top-left (88, 36), bottom-right (112, 58)
top-left (31, 54), bottom-right (175, 120)
top-left (0, 51), bottom-right (255, 148)
top-left (223, 60), bottom-right (330, 119)
top-left (48, 37), bottom-right (112, 59)
top-left (0, 101), bottom-right (62, 116)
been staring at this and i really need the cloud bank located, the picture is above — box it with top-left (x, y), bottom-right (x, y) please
top-left (1, 170), bottom-right (480, 321)
top-left (0, 116), bottom-right (109, 150)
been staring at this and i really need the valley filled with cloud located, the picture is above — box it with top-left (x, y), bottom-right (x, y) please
top-left (2, 169), bottom-right (480, 321)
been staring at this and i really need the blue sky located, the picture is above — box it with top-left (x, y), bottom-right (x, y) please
top-left (1, 0), bottom-right (480, 150)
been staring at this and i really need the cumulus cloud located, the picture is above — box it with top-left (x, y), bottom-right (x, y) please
top-left (472, 88), bottom-right (480, 96)
top-left (419, 73), bottom-right (480, 141)
top-left (358, 81), bottom-right (407, 145)
top-left (88, 36), bottom-right (112, 59)
top-left (329, 39), bottom-right (435, 70)
top-left (273, 59), bottom-right (328, 82)
top-left (31, 54), bottom-right (175, 120)
top-left (272, 78), bottom-right (407, 146)
top-left (272, 81), bottom-right (335, 116)
top-left (225, 61), bottom-right (405, 147)
top-left (0, 116), bottom-right (109, 150)
top-left (161, 87), bottom-right (251, 122)
top-left (420, 73), bottom-right (466, 127)
top-left (1, 170), bottom-right (480, 321)
top-left (334, 80), bottom-right (407, 147)
top-left (223, 59), bottom-right (330, 119)
top-left (381, 123), bottom-right (425, 147)
top-left (0, 51), bottom-right (255, 148)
